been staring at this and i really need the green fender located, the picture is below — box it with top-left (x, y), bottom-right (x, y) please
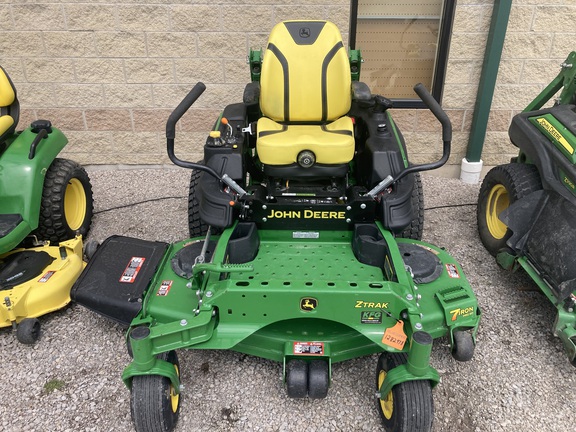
top-left (122, 358), bottom-right (181, 394)
top-left (378, 363), bottom-right (440, 399)
top-left (0, 126), bottom-right (67, 252)
top-left (378, 331), bottom-right (440, 399)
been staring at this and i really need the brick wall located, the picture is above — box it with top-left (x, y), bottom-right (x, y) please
top-left (1, 1), bottom-right (575, 170)
top-left (1, 1), bottom-right (350, 165)
top-left (441, 0), bottom-right (576, 167)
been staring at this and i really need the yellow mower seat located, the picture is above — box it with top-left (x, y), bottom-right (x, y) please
top-left (0, 66), bottom-right (19, 145)
top-left (256, 21), bottom-right (354, 173)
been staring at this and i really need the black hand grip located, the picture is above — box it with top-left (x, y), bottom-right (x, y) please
top-left (413, 83), bottom-right (452, 142)
top-left (28, 128), bottom-right (48, 160)
top-left (166, 82), bottom-right (206, 140)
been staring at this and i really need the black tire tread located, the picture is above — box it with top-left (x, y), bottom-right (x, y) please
top-left (130, 351), bottom-right (180, 432)
top-left (477, 163), bottom-right (542, 256)
top-left (286, 359), bottom-right (308, 398)
top-left (376, 352), bottom-right (434, 432)
top-left (400, 172), bottom-right (424, 240)
top-left (16, 318), bottom-right (41, 344)
top-left (307, 360), bottom-right (329, 399)
top-left (188, 165), bottom-right (210, 237)
top-left (452, 330), bottom-right (475, 362)
top-left (34, 158), bottom-right (93, 243)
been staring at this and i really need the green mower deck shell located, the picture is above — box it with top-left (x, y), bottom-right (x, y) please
top-left (123, 222), bottom-right (480, 388)
top-left (515, 255), bottom-right (576, 364)
top-left (0, 127), bottom-right (68, 252)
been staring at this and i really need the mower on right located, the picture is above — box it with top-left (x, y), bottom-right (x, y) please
top-left (477, 52), bottom-right (576, 365)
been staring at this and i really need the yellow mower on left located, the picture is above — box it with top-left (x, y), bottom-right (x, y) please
top-left (0, 65), bottom-right (93, 344)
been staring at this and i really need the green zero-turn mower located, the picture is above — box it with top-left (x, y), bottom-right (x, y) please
top-left (0, 65), bottom-right (93, 344)
top-left (477, 52), bottom-right (576, 365)
top-left (72, 21), bottom-right (481, 432)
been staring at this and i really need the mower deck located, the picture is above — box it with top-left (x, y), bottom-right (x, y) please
top-left (74, 223), bottom-right (479, 368)
top-left (0, 236), bottom-right (85, 329)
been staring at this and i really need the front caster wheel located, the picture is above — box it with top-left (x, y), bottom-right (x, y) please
top-left (286, 359), bottom-right (308, 398)
top-left (130, 350), bottom-right (180, 432)
top-left (16, 318), bottom-right (41, 344)
top-left (308, 360), bottom-right (329, 399)
top-left (376, 352), bottom-right (434, 432)
top-left (452, 330), bottom-right (475, 362)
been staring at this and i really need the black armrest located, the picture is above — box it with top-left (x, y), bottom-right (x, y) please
top-left (243, 82), bottom-right (260, 106)
top-left (351, 81), bottom-right (372, 102)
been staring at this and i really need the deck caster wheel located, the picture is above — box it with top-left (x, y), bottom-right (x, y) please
top-left (308, 360), bottom-right (329, 399)
top-left (130, 350), bottom-right (180, 432)
top-left (451, 330), bottom-right (475, 362)
top-left (16, 318), bottom-right (41, 344)
top-left (83, 240), bottom-right (99, 261)
top-left (286, 359), bottom-right (308, 398)
top-left (376, 352), bottom-right (433, 432)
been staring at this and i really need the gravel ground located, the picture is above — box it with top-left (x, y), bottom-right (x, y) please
top-left (1, 168), bottom-right (574, 432)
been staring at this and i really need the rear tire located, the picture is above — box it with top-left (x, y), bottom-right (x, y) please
top-left (188, 164), bottom-right (211, 237)
top-left (34, 158), bottom-right (93, 243)
top-left (376, 352), bottom-right (433, 432)
top-left (477, 163), bottom-right (541, 256)
top-left (399, 173), bottom-right (424, 240)
top-left (130, 351), bottom-right (180, 432)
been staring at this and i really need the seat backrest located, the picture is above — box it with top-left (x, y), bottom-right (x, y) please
top-left (260, 21), bottom-right (351, 123)
top-left (0, 65), bottom-right (19, 144)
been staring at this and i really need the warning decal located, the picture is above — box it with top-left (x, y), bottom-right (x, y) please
top-left (157, 280), bottom-right (173, 296)
top-left (119, 257), bottom-right (146, 283)
top-left (38, 271), bottom-right (55, 283)
top-left (445, 263), bottom-right (460, 279)
top-left (293, 341), bottom-right (324, 356)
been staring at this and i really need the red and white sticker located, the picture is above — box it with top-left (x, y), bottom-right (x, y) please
top-left (445, 263), bottom-right (460, 279)
top-left (38, 271), bottom-right (55, 283)
top-left (119, 257), bottom-right (146, 283)
top-left (156, 280), bottom-right (173, 296)
top-left (293, 341), bottom-right (324, 356)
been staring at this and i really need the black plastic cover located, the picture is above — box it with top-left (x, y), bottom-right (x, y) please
top-left (352, 223), bottom-right (387, 268)
top-left (226, 222), bottom-right (259, 264)
top-left (0, 214), bottom-right (22, 238)
top-left (509, 104), bottom-right (576, 203)
top-left (71, 235), bottom-right (169, 326)
top-left (0, 250), bottom-right (54, 290)
top-left (379, 175), bottom-right (415, 234)
top-left (171, 240), bottom-right (216, 279)
top-left (397, 243), bottom-right (443, 284)
top-left (502, 190), bottom-right (576, 301)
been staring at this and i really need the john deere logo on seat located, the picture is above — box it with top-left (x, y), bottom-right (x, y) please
top-left (299, 27), bottom-right (310, 38)
top-left (300, 297), bottom-right (317, 311)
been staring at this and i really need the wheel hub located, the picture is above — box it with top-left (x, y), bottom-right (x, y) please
top-left (378, 370), bottom-right (394, 420)
top-left (64, 178), bottom-right (87, 231)
top-left (486, 184), bottom-right (509, 239)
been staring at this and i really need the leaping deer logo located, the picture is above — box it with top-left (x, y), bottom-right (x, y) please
top-left (300, 298), bottom-right (317, 311)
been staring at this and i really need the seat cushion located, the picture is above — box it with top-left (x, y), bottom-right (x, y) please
top-left (0, 115), bottom-right (14, 138)
top-left (257, 116), bottom-right (354, 166)
top-left (260, 21), bottom-right (351, 123)
top-left (0, 68), bottom-right (15, 107)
